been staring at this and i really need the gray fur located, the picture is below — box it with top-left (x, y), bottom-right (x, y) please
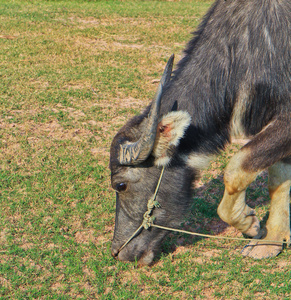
top-left (110, 0), bottom-right (290, 264)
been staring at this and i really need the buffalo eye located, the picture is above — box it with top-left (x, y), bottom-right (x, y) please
top-left (116, 183), bottom-right (127, 192)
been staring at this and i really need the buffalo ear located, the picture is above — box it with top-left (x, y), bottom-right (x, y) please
top-left (152, 111), bottom-right (191, 166)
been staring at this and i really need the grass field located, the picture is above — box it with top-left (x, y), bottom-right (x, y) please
top-left (0, 0), bottom-right (290, 299)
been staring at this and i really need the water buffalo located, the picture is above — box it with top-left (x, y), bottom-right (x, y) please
top-left (110, 0), bottom-right (291, 265)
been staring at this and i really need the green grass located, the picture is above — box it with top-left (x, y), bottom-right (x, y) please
top-left (0, 0), bottom-right (290, 299)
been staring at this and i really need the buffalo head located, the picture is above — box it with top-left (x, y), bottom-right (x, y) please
top-left (110, 56), bottom-right (196, 265)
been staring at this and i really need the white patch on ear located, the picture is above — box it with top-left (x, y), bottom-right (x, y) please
top-left (154, 156), bottom-right (172, 167)
top-left (185, 153), bottom-right (214, 170)
top-left (152, 111), bottom-right (191, 166)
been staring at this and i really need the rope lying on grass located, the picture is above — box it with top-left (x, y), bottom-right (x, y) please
top-left (151, 224), bottom-right (290, 245)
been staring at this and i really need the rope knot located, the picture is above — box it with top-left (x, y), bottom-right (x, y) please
top-left (142, 212), bottom-right (155, 230)
top-left (147, 197), bottom-right (161, 211)
top-left (143, 196), bottom-right (161, 230)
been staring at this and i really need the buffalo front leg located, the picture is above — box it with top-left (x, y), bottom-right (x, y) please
top-left (217, 149), bottom-right (261, 237)
top-left (242, 159), bottom-right (291, 258)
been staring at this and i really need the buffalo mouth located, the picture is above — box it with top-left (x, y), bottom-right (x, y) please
top-left (111, 243), bottom-right (156, 266)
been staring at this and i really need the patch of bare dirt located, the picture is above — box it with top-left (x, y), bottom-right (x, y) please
top-left (51, 274), bottom-right (65, 291)
top-left (199, 288), bottom-right (216, 300)
top-left (15, 120), bottom-right (93, 142)
top-left (119, 269), bottom-right (141, 286)
top-left (76, 37), bottom-right (144, 52)
top-left (0, 229), bottom-right (8, 245)
top-left (113, 41), bottom-right (143, 49)
top-left (0, 276), bottom-right (11, 288)
top-left (67, 16), bottom-right (100, 25)
top-left (29, 78), bottom-right (49, 89)
top-left (74, 229), bottom-right (111, 245)
top-left (202, 249), bottom-right (222, 258)
top-left (117, 96), bottom-right (146, 109)
top-left (68, 16), bottom-right (155, 27)
top-left (75, 230), bottom-right (95, 244)
top-left (0, 35), bottom-right (17, 40)
top-left (46, 243), bottom-right (57, 250)
top-left (82, 266), bottom-right (95, 278)
top-left (90, 147), bottom-right (109, 167)
top-left (276, 260), bottom-right (291, 268)
top-left (172, 245), bottom-right (189, 256)
top-left (62, 80), bottom-right (93, 90)
top-left (20, 243), bottom-right (34, 250)
top-left (66, 108), bottom-right (86, 120)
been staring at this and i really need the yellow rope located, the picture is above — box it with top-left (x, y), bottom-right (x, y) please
top-left (118, 167), bottom-right (165, 252)
top-left (118, 166), bottom-right (290, 253)
top-left (118, 224), bottom-right (144, 252)
top-left (151, 224), bottom-right (290, 246)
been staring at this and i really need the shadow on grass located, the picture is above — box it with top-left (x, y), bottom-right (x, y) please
top-left (158, 171), bottom-right (276, 260)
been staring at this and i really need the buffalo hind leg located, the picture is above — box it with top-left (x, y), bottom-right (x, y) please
top-left (218, 117), bottom-right (290, 258)
top-left (241, 158), bottom-right (291, 258)
top-left (217, 149), bottom-right (261, 237)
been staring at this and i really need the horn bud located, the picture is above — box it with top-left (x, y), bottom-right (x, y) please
top-left (119, 54), bottom-right (175, 165)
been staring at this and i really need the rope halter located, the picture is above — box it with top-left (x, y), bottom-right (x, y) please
top-left (118, 166), bottom-right (165, 252)
top-left (117, 166), bottom-right (290, 254)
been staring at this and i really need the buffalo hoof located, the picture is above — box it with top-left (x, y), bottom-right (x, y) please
top-left (241, 231), bottom-right (290, 259)
top-left (241, 241), bottom-right (283, 259)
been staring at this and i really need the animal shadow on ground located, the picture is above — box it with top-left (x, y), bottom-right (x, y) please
top-left (158, 170), bottom-right (280, 259)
